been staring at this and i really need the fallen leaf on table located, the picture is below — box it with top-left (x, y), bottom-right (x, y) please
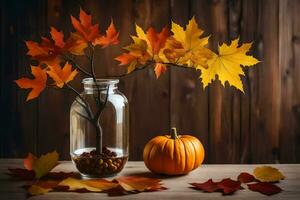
top-left (45, 171), bottom-right (80, 180)
top-left (28, 185), bottom-right (52, 196)
top-left (217, 178), bottom-right (243, 195)
top-left (32, 151), bottom-right (59, 179)
top-left (248, 182), bottom-right (282, 195)
top-left (8, 151), bottom-right (59, 179)
top-left (238, 172), bottom-right (255, 183)
top-left (58, 177), bottom-right (118, 192)
top-left (23, 153), bottom-right (37, 170)
top-left (8, 168), bottom-right (35, 180)
top-left (253, 166), bottom-right (285, 182)
top-left (115, 176), bottom-right (163, 192)
top-left (190, 179), bottom-right (219, 193)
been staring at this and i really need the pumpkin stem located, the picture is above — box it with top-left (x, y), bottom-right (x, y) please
top-left (171, 127), bottom-right (178, 139)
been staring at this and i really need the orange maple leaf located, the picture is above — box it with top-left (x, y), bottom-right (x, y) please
top-left (46, 62), bottom-right (78, 88)
top-left (26, 27), bottom-right (87, 65)
top-left (146, 27), bottom-right (170, 55)
top-left (15, 66), bottom-right (47, 101)
top-left (94, 20), bottom-right (119, 47)
top-left (71, 8), bottom-right (100, 43)
top-left (154, 63), bottom-right (167, 78)
top-left (115, 53), bottom-right (136, 66)
top-left (24, 153), bottom-right (37, 170)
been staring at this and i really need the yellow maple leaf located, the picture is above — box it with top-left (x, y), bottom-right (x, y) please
top-left (58, 177), bottom-right (118, 192)
top-left (200, 38), bottom-right (260, 92)
top-left (28, 185), bottom-right (52, 196)
top-left (47, 62), bottom-right (78, 88)
top-left (163, 17), bottom-right (213, 68)
top-left (253, 166), bottom-right (285, 182)
top-left (33, 151), bottom-right (59, 179)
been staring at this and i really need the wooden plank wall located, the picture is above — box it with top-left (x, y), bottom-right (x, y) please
top-left (1, 0), bottom-right (300, 163)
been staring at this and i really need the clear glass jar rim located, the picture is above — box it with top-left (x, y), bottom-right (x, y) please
top-left (82, 78), bottom-right (119, 85)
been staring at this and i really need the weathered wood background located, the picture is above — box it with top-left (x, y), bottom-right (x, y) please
top-left (1, 0), bottom-right (300, 163)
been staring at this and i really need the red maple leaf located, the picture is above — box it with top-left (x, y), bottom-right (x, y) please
top-left (190, 179), bottom-right (219, 193)
top-left (217, 178), bottom-right (243, 195)
top-left (26, 27), bottom-right (87, 65)
top-left (238, 172), bottom-right (255, 183)
top-left (248, 182), bottom-right (282, 195)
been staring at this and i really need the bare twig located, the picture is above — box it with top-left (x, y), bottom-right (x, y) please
top-left (63, 54), bottom-right (93, 77)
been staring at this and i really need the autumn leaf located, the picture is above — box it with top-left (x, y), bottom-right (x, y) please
top-left (58, 178), bottom-right (118, 192)
top-left (24, 153), bottom-right (37, 170)
top-left (47, 62), bottom-right (78, 88)
top-left (217, 178), bottom-right (243, 195)
top-left (71, 8), bottom-right (100, 43)
top-left (200, 38), bottom-right (260, 92)
top-left (190, 179), bottom-right (219, 193)
top-left (115, 176), bottom-right (164, 192)
top-left (237, 172), bottom-right (255, 183)
top-left (33, 151), bottom-right (59, 179)
top-left (26, 27), bottom-right (87, 65)
top-left (115, 35), bottom-right (151, 73)
top-left (154, 63), bottom-right (167, 78)
top-left (253, 166), bottom-right (285, 182)
top-left (8, 168), bottom-right (35, 180)
top-left (28, 185), bottom-right (52, 196)
top-left (163, 17), bottom-right (213, 68)
top-left (248, 182), bottom-right (282, 195)
top-left (15, 66), bottom-right (47, 101)
top-left (94, 20), bottom-right (119, 47)
top-left (146, 27), bottom-right (170, 56)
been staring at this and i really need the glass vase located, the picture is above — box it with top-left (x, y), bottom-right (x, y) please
top-left (70, 78), bottom-right (129, 177)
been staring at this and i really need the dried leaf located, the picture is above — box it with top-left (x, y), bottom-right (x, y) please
top-left (15, 66), bottom-right (47, 101)
top-left (253, 166), bottom-right (285, 182)
top-left (8, 168), bottom-right (35, 180)
top-left (58, 178), bottom-right (118, 192)
top-left (33, 151), bottom-right (59, 179)
top-left (146, 27), bottom-right (170, 55)
top-left (237, 172), bottom-right (255, 183)
top-left (248, 182), bottom-right (282, 195)
top-left (23, 153), bottom-right (37, 170)
top-left (28, 185), bottom-right (52, 196)
top-left (115, 176), bottom-right (163, 192)
top-left (200, 38), bottom-right (260, 92)
top-left (47, 62), bottom-right (78, 88)
top-left (217, 178), bottom-right (243, 195)
top-left (45, 171), bottom-right (81, 180)
top-left (190, 179), bottom-right (219, 193)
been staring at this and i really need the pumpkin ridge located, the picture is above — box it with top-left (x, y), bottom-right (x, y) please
top-left (181, 137), bottom-right (195, 173)
top-left (149, 138), bottom-right (167, 173)
top-left (159, 138), bottom-right (169, 174)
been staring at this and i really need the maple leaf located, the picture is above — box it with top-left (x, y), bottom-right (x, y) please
top-left (8, 168), bottom-right (35, 180)
top-left (115, 176), bottom-right (164, 192)
top-left (237, 172), bottom-right (255, 183)
top-left (15, 66), bottom-right (47, 101)
top-left (26, 27), bottom-right (87, 65)
top-left (28, 185), bottom-right (52, 196)
top-left (58, 178), bottom-right (118, 192)
top-left (146, 27), bottom-right (170, 56)
top-left (190, 179), bottom-right (219, 193)
top-left (154, 63), bottom-right (167, 78)
top-left (24, 153), bottom-right (37, 170)
top-left (200, 38), bottom-right (260, 92)
top-left (33, 151), bottom-right (59, 179)
top-left (47, 62), bottom-right (78, 88)
top-left (248, 182), bottom-right (282, 195)
top-left (217, 178), bottom-right (243, 195)
top-left (253, 166), bottom-right (285, 182)
top-left (163, 17), bottom-right (213, 68)
top-left (71, 8), bottom-right (100, 43)
top-left (115, 35), bottom-right (151, 73)
top-left (94, 20), bottom-right (119, 47)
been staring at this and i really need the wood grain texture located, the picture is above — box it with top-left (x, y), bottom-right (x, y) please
top-left (1, 0), bottom-right (300, 163)
top-left (1, 160), bottom-right (300, 199)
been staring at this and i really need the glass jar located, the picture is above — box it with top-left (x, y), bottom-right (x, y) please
top-left (70, 78), bottom-right (129, 177)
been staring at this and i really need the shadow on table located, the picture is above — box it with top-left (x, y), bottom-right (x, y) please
top-left (122, 171), bottom-right (187, 180)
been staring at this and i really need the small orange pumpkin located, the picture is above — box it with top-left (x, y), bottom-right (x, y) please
top-left (143, 127), bottom-right (205, 175)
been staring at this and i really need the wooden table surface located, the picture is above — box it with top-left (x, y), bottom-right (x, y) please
top-left (0, 159), bottom-right (300, 200)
